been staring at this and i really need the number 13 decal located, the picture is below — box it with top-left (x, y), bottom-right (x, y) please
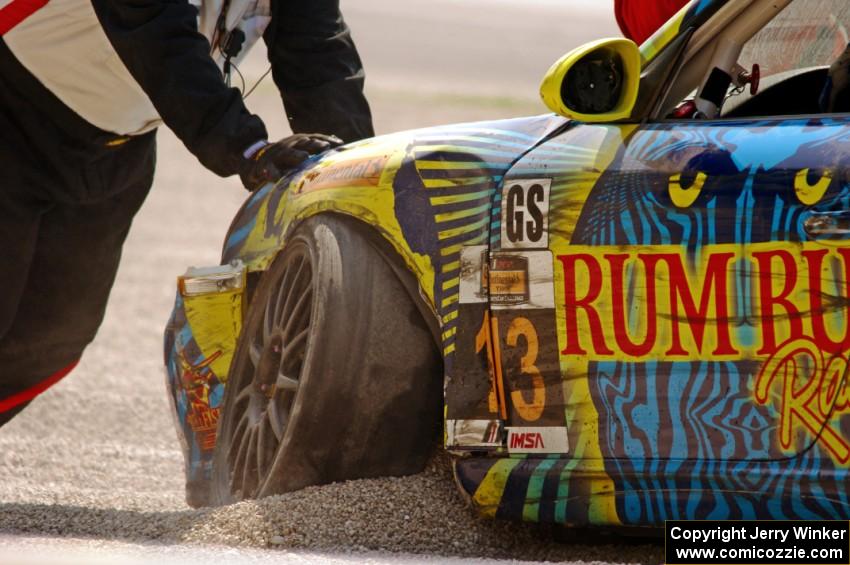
top-left (477, 312), bottom-right (547, 423)
top-left (506, 317), bottom-right (545, 421)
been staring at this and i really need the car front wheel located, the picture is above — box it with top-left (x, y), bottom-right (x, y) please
top-left (211, 215), bottom-right (441, 505)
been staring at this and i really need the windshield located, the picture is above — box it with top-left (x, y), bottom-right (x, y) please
top-left (739, 0), bottom-right (850, 80)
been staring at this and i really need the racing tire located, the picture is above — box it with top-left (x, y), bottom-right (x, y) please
top-left (211, 215), bottom-right (441, 505)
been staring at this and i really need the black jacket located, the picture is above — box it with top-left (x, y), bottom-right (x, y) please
top-left (93, 0), bottom-right (374, 176)
top-left (1, 0), bottom-right (373, 179)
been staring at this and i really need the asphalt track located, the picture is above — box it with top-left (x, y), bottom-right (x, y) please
top-left (0, 1), bottom-right (650, 564)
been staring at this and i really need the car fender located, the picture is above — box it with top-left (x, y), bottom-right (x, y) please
top-left (221, 114), bottom-right (569, 343)
top-left (164, 114), bottom-right (568, 494)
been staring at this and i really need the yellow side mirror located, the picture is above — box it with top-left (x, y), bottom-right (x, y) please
top-left (540, 38), bottom-right (641, 123)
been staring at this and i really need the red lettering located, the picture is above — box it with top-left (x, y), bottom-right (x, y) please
top-left (755, 338), bottom-right (850, 462)
top-left (606, 253), bottom-right (658, 357)
top-left (755, 250), bottom-right (804, 355)
top-left (509, 432), bottom-right (544, 449)
top-left (510, 433), bottom-right (523, 449)
top-left (555, 247), bottom-right (850, 360)
top-left (805, 248), bottom-right (850, 354)
top-left (640, 252), bottom-right (737, 356)
top-left (558, 254), bottom-right (614, 356)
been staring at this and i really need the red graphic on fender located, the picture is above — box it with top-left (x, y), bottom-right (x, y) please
top-left (180, 351), bottom-right (223, 452)
top-left (0, 0), bottom-right (49, 36)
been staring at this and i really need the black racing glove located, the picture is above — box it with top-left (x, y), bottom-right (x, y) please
top-left (239, 133), bottom-right (342, 191)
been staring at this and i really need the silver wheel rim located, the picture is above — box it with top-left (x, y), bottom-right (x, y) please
top-left (225, 246), bottom-right (313, 499)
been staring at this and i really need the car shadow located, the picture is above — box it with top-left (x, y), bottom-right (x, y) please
top-left (0, 500), bottom-right (665, 564)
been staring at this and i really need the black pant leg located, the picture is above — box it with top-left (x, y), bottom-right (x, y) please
top-left (0, 173), bottom-right (42, 340)
top-left (0, 133), bottom-right (156, 425)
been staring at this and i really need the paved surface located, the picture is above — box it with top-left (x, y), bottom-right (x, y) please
top-left (0, 1), bottom-right (658, 564)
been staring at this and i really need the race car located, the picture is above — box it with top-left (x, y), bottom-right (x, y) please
top-left (165, 0), bottom-right (850, 525)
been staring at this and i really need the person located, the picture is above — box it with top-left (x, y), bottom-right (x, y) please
top-left (615, 0), bottom-right (689, 44)
top-left (0, 0), bottom-right (374, 427)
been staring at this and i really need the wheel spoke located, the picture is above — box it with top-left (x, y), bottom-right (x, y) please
top-left (281, 289), bottom-right (312, 341)
top-left (242, 427), bottom-right (259, 496)
top-left (264, 269), bottom-right (287, 343)
top-left (270, 261), bottom-right (295, 335)
top-left (263, 302), bottom-right (273, 344)
top-left (281, 327), bottom-right (310, 372)
top-left (235, 384), bottom-right (254, 405)
top-left (269, 273), bottom-right (288, 331)
top-left (274, 256), bottom-right (306, 327)
top-left (276, 371), bottom-right (299, 392)
top-left (279, 393), bottom-right (293, 422)
top-left (248, 340), bottom-right (263, 369)
top-left (232, 413), bottom-right (250, 447)
top-left (229, 425), bottom-right (251, 492)
top-left (257, 416), bottom-right (271, 477)
top-left (279, 262), bottom-right (310, 326)
top-left (291, 255), bottom-right (310, 288)
top-left (267, 397), bottom-right (284, 440)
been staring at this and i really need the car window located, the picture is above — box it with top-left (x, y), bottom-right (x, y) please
top-left (739, 0), bottom-right (850, 79)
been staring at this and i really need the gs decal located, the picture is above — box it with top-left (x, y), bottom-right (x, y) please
top-left (501, 179), bottom-right (552, 249)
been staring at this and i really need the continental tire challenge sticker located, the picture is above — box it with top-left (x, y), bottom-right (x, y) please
top-left (489, 251), bottom-right (554, 310)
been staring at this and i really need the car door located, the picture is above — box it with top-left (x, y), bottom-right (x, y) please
top-left (485, 0), bottom-right (850, 471)
top-left (492, 112), bottom-right (850, 468)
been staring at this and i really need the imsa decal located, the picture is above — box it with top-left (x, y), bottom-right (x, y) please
top-left (506, 427), bottom-right (569, 454)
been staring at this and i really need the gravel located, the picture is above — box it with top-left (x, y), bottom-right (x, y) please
top-left (176, 453), bottom-right (662, 562)
top-left (0, 448), bottom-right (661, 564)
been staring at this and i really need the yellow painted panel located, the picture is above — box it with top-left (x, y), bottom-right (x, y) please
top-left (472, 458), bottom-right (523, 518)
top-left (183, 289), bottom-right (243, 382)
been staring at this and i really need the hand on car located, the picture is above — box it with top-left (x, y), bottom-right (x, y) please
top-left (239, 133), bottom-right (343, 191)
